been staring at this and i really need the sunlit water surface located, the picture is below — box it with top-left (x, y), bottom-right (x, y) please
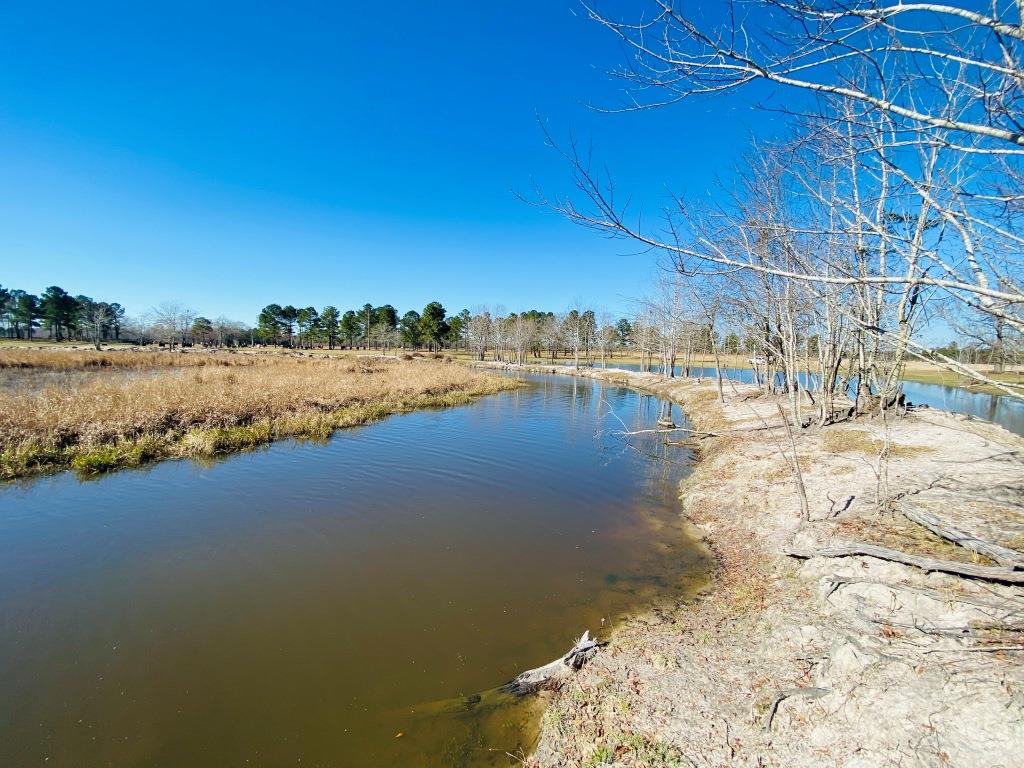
top-left (0, 373), bottom-right (708, 767)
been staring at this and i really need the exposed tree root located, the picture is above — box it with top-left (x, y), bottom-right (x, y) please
top-left (900, 503), bottom-right (1024, 569)
top-left (786, 543), bottom-right (1024, 584)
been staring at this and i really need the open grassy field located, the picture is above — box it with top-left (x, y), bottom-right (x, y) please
top-left (5, 340), bottom-right (1020, 395)
top-left (0, 347), bottom-right (267, 371)
top-left (898, 362), bottom-right (1024, 394)
top-left (0, 350), bottom-right (517, 480)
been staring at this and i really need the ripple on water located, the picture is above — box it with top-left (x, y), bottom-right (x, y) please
top-left (0, 373), bottom-right (708, 767)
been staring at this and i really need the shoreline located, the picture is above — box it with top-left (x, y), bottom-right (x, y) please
top-left (473, 362), bottom-right (1024, 767)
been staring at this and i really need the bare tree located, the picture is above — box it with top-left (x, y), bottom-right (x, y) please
top-left (561, 304), bottom-right (590, 368)
top-left (467, 309), bottom-right (492, 362)
top-left (151, 302), bottom-right (196, 351)
top-left (542, 0), bottom-right (1024, 406)
top-left (80, 302), bottom-right (115, 351)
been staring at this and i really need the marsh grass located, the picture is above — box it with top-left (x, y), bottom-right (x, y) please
top-left (0, 353), bottom-right (517, 479)
top-left (0, 348), bottom-right (262, 371)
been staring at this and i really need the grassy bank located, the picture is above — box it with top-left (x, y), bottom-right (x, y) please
top-left (0, 348), bottom-right (267, 371)
top-left (0, 352), bottom-right (517, 480)
top-left (899, 363), bottom-right (1024, 395)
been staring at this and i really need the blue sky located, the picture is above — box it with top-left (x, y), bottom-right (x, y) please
top-left (0, 1), bottom-right (769, 323)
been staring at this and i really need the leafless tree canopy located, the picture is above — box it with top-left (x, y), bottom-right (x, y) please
top-left (544, 0), bottom-right (1024, 411)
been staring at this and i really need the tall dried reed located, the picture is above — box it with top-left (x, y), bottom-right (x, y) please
top-left (0, 355), bottom-right (517, 479)
top-left (0, 348), bottom-right (259, 370)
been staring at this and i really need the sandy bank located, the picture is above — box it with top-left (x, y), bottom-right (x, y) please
top-left (474, 362), bottom-right (1024, 767)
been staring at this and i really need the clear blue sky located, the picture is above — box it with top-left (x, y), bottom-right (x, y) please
top-left (0, 1), bottom-right (768, 323)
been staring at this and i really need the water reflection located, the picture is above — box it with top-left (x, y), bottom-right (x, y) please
top-left (0, 373), bottom-right (707, 768)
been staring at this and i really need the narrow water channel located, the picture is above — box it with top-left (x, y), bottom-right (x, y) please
top-left (0, 373), bottom-right (708, 767)
top-left (612, 363), bottom-right (1024, 437)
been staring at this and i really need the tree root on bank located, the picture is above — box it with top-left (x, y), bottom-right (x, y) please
top-left (785, 543), bottom-right (1024, 584)
top-left (900, 503), bottom-right (1024, 569)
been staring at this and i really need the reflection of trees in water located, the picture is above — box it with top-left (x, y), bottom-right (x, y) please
top-left (594, 386), bottom-right (693, 483)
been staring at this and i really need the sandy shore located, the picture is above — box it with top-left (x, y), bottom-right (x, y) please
top-left (474, 362), bottom-right (1024, 767)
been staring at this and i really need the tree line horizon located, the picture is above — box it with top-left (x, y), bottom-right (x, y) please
top-left (0, 280), bottom-right (1003, 376)
top-left (0, 284), bottom-right (640, 363)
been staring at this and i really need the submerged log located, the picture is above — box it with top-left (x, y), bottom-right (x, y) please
top-left (499, 631), bottom-right (601, 696)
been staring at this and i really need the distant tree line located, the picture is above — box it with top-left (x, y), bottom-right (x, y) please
top-left (0, 284), bottom-right (126, 349)
top-left (252, 301), bottom-right (638, 360)
top-left (7, 281), bottom-right (1008, 380)
top-left (254, 301), bottom-right (457, 352)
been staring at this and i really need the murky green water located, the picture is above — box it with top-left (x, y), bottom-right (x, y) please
top-left (0, 373), bottom-right (708, 767)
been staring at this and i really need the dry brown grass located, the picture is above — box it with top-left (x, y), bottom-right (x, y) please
top-left (833, 514), bottom-right (996, 565)
top-left (763, 454), bottom-right (815, 482)
top-left (0, 348), bottom-right (259, 371)
top-left (820, 427), bottom-right (934, 458)
top-left (677, 386), bottom-right (731, 434)
top-left (0, 354), bottom-right (517, 479)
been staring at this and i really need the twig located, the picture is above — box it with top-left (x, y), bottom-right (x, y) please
top-left (762, 687), bottom-right (829, 733)
top-left (827, 493), bottom-right (855, 517)
top-left (777, 404), bottom-right (810, 523)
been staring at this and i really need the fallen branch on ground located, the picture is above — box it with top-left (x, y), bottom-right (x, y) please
top-left (785, 543), bottom-right (1024, 584)
top-left (827, 494), bottom-right (855, 518)
top-left (822, 575), bottom-right (1024, 615)
top-left (923, 645), bottom-right (1024, 654)
top-left (613, 421), bottom-right (787, 439)
top-left (901, 504), bottom-right (1024, 569)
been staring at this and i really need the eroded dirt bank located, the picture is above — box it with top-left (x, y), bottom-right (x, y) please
top-left (476, 362), bottom-right (1024, 767)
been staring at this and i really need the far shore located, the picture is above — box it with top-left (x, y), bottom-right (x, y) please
top-left (0, 350), bottom-right (517, 480)
top-left (2, 337), bottom-right (1020, 397)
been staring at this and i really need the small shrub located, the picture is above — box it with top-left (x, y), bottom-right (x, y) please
top-left (585, 744), bottom-right (614, 766)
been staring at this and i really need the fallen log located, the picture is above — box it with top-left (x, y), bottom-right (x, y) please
top-left (499, 631), bottom-right (601, 695)
top-left (785, 542), bottom-right (1024, 584)
top-left (901, 503), bottom-right (1024, 569)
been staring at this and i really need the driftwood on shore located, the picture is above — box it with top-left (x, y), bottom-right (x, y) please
top-left (785, 542), bottom-right (1024, 584)
top-left (499, 631), bottom-right (601, 696)
top-left (900, 504), bottom-right (1024, 569)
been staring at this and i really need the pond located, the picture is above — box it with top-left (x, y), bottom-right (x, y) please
top-left (0, 373), bottom-right (708, 767)
top-left (610, 363), bottom-right (1024, 437)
